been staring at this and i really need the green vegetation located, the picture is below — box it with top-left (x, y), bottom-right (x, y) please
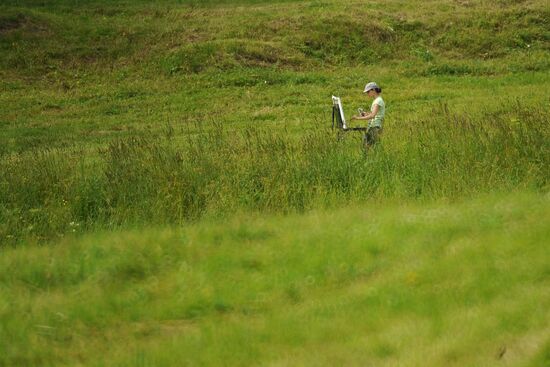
top-left (2, 102), bottom-right (549, 245)
top-left (2, 193), bottom-right (549, 366)
top-left (1, 0), bottom-right (549, 365)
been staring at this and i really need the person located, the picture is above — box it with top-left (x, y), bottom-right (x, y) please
top-left (351, 82), bottom-right (385, 149)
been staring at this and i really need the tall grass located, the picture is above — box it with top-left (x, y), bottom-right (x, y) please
top-left (1, 103), bottom-right (548, 246)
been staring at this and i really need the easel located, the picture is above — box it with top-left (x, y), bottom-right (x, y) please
top-left (332, 96), bottom-right (368, 140)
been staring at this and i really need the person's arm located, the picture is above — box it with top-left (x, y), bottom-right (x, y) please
top-left (351, 104), bottom-right (379, 120)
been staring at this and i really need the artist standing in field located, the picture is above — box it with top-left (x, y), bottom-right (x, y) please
top-left (351, 82), bottom-right (385, 149)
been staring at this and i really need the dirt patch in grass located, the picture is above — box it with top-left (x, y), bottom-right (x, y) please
top-left (0, 13), bottom-right (51, 35)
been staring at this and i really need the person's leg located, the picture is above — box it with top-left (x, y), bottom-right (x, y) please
top-left (364, 127), bottom-right (381, 150)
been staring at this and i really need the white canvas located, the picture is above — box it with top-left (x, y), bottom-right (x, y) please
top-left (332, 96), bottom-right (347, 129)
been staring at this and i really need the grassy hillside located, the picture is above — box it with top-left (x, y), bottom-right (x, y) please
top-left (2, 0), bottom-right (549, 77)
top-left (1, 0), bottom-right (549, 244)
top-left (2, 0), bottom-right (549, 154)
top-left (1, 192), bottom-right (549, 366)
top-left (1, 1), bottom-right (549, 365)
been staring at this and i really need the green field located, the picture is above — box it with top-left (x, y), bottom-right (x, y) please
top-left (1, 0), bottom-right (549, 365)
top-left (2, 193), bottom-right (549, 366)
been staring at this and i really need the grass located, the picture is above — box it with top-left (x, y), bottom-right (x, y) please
top-left (1, 192), bottom-right (549, 366)
top-left (1, 100), bottom-right (549, 245)
top-left (1, 0), bottom-right (549, 365)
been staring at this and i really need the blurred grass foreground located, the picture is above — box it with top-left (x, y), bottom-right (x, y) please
top-left (1, 192), bottom-right (549, 366)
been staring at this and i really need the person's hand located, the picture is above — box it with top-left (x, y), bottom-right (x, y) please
top-left (351, 115), bottom-right (357, 120)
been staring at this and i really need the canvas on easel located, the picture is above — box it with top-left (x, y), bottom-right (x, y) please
top-left (331, 96), bottom-right (368, 131)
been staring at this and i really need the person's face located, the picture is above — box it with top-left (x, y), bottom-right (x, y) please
top-left (366, 89), bottom-right (376, 98)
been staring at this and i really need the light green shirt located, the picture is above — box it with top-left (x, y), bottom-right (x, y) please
top-left (369, 96), bottom-right (385, 128)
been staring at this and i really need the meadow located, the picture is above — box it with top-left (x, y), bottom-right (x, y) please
top-left (1, 0), bottom-right (549, 365)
